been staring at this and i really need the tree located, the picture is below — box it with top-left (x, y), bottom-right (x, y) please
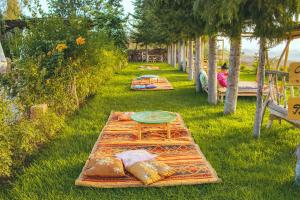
top-left (4, 0), bottom-right (21, 20)
top-left (48, 0), bottom-right (128, 49)
top-left (93, 0), bottom-right (128, 49)
top-left (194, 0), bottom-right (250, 109)
top-left (131, 0), bottom-right (161, 58)
top-left (194, 0), bottom-right (221, 104)
top-left (248, 0), bottom-right (300, 138)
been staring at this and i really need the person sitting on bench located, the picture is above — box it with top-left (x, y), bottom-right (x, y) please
top-left (217, 63), bottom-right (228, 88)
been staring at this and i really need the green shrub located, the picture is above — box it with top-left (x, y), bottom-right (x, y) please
top-left (240, 64), bottom-right (246, 71)
top-left (0, 95), bottom-right (64, 179)
top-left (0, 96), bottom-right (13, 178)
top-left (0, 1), bottom-right (127, 181)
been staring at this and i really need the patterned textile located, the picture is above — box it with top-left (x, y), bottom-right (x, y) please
top-left (116, 150), bottom-right (157, 168)
top-left (199, 70), bottom-right (208, 91)
top-left (131, 77), bottom-right (173, 91)
top-left (75, 112), bottom-right (220, 188)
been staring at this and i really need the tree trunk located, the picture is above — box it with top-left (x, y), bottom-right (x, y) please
top-left (194, 37), bottom-right (201, 92)
top-left (178, 41), bottom-right (182, 71)
top-left (172, 43), bottom-right (177, 67)
top-left (188, 40), bottom-right (194, 80)
top-left (224, 36), bottom-right (242, 114)
top-left (170, 44), bottom-right (173, 66)
top-left (169, 45), bottom-right (172, 65)
top-left (182, 40), bottom-right (186, 72)
top-left (146, 44), bottom-right (149, 62)
top-left (208, 36), bottom-right (218, 104)
top-left (253, 38), bottom-right (266, 139)
top-left (167, 45), bottom-right (171, 65)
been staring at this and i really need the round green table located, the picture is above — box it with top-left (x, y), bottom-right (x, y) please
top-left (131, 111), bottom-right (177, 140)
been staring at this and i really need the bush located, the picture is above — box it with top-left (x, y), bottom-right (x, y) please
top-left (240, 64), bottom-right (246, 71)
top-left (0, 1), bottom-right (127, 181)
top-left (0, 94), bottom-right (64, 179)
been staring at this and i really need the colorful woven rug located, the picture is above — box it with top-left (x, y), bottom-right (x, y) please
top-left (131, 77), bottom-right (174, 91)
top-left (138, 66), bottom-right (160, 70)
top-left (75, 112), bottom-right (220, 188)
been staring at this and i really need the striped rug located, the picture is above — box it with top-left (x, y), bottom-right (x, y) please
top-left (131, 77), bottom-right (174, 91)
top-left (75, 112), bottom-right (220, 188)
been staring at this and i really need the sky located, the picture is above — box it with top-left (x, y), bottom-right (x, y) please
top-left (24, 0), bottom-right (300, 61)
top-left (36, 0), bottom-right (134, 14)
top-left (121, 0), bottom-right (300, 61)
top-left (123, 0), bottom-right (134, 14)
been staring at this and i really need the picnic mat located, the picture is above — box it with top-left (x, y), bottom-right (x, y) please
top-left (138, 66), bottom-right (160, 70)
top-left (75, 112), bottom-right (220, 188)
top-left (131, 77), bottom-right (174, 91)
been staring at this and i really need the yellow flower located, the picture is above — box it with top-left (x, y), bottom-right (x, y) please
top-left (56, 43), bottom-right (68, 52)
top-left (76, 36), bottom-right (86, 46)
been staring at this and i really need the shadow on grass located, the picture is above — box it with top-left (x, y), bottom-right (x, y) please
top-left (3, 63), bottom-right (300, 200)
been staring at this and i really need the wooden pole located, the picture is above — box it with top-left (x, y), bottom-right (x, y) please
top-left (276, 41), bottom-right (290, 70)
top-left (253, 38), bottom-right (266, 138)
top-left (283, 40), bottom-right (290, 107)
top-left (146, 44), bottom-right (149, 63)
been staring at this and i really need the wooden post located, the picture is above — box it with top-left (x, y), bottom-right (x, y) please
top-left (253, 38), bottom-right (266, 138)
top-left (275, 41), bottom-right (290, 103)
top-left (137, 123), bottom-right (142, 140)
top-left (208, 36), bottom-right (218, 104)
top-left (167, 123), bottom-right (171, 139)
top-left (283, 41), bottom-right (290, 108)
top-left (188, 40), bottom-right (194, 80)
top-left (146, 44), bottom-right (149, 63)
top-left (30, 104), bottom-right (48, 120)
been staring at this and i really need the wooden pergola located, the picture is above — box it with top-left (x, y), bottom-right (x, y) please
top-left (254, 25), bottom-right (300, 138)
top-left (1, 19), bottom-right (27, 32)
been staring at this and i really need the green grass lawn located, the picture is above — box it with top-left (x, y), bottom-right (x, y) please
top-left (1, 63), bottom-right (300, 200)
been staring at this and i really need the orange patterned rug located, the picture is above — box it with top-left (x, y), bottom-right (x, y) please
top-left (138, 66), bottom-right (160, 70)
top-left (131, 77), bottom-right (174, 91)
top-left (75, 112), bottom-right (220, 188)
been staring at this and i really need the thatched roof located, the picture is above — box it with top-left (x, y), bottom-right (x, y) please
top-left (289, 24), bottom-right (300, 39)
top-left (2, 19), bottom-right (27, 32)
